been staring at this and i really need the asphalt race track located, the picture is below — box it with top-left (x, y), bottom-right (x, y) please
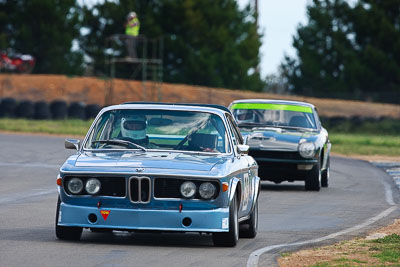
top-left (0, 133), bottom-right (399, 267)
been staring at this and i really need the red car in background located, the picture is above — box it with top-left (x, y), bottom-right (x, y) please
top-left (0, 49), bottom-right (35, 74)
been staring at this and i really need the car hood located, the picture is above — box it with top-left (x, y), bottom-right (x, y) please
top-left (72, 151), bottom-right (226, 172)
top-left (240, 127), bottom-right (319, 151)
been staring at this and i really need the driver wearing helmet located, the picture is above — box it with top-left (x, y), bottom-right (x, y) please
top-left (120, 115), bottom-right (157, 148)
top-left (235, 109), bottom-right (257, 123)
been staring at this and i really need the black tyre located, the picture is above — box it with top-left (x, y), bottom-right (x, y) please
top-left (55, 196), bottom-right (82, 241)
top-left (305, 162), bottom-right (321, 191)
top-left (321, 157), bottom-right (330, 188)
top-left (50, 100), bottom-right (68, 119)
top-left (85, 104), bottom-right (101, 120)
top-left (0, 97), bottom-right (17, 117)
top-left (18, 61), bottom-right (33, 74)
top-left (15, 100), bottom-right (34, 118)
top-left (68, 102), bottom-right (86, 120)
top-left (34, 101), bottom-right (51, 120)
top-left (240, 200), bottom-right (258, 238)
top-left (212, 195), bottom-right (239, 247)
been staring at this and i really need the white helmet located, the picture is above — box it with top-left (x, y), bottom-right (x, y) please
top-left (235, 109), bottom-right (255, 123)
top-left (121, 115), bottom-right (147, 140)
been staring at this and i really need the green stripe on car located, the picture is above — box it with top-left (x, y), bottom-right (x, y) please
top-left (230, 103), bottom-right (313, 113)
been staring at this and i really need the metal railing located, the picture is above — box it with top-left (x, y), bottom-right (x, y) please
top-left (104, 34), bottom-right (163, 105)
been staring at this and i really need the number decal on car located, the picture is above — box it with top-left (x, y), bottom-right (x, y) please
top-left (242, 173), bottom-right (251, 211)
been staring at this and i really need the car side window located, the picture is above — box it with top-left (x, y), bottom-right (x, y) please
top-left (226, 114), bottom-right (243, 145)
top-left (228, 122), bottom-right (238, 146)
top-left (313, 108), bottom-right (322, 129)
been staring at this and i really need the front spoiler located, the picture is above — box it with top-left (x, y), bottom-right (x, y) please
top-left (58, 203), bottom-right (230, 232)
top-left (255, 158), bottom-right (318, 182)
top-left (254, 157), bottom-right (318, 164)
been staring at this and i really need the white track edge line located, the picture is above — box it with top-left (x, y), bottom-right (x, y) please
top-left (247, 172), bottom-right (398, 267)
top-left (247, 206), bottom-right (398, 267)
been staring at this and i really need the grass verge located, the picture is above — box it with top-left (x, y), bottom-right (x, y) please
top-left (329, 133), bottom-right (400, 157)
top-left (0, 118), bottom-right (92, 136)
top-left (279, 232), bottom-right (400, 266)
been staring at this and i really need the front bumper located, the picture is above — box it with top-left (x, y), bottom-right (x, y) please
top-left (255, 157), bottom-right (318, 182)
top-left (58, 202), bottom-right (230, 232)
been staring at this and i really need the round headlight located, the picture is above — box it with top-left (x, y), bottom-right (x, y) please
top-left (199, 182), bottom-right (216, 199)
top-left (85, 178), bottom-right (101, 195)
top-left (67, 178), bottom-right (83, 194)
top-left (180, 181), bottom-right (196, 199)
top-left (299, 142), bottom-right (316, 158)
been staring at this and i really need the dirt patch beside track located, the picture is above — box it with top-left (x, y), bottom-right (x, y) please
top-left (278, 219), bottom-right (400, 267)
top-left (1, 74), bottom-right (399, 118)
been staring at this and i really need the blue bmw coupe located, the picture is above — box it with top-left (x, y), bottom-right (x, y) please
top-left (55, 102), bottom-right (260, 246)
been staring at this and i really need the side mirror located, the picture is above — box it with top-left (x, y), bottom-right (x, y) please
top-left (237, 144), bottom-right (249, 155)
top-left (65, 139), bottom-right (80, 150)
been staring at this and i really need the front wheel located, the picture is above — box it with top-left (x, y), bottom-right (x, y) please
top-left (240, 200), bottom-right (258, 238)
top-left (55, 196), bottom-right (82, 240)
top-left (321, 157), bottom-right (330, 187)
top-left (305, 162), bottom-right (321, 191)
top-left (213, 196), bottom-right (239, 247)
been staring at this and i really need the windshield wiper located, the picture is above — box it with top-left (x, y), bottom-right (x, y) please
top-left (274, 125), bottom-right (316, 131)
top-left (239, 122), bottom-right (315, 131)
top-left (238, 122), bottom-right (266, 127)
top-left (92, 139), bottom-right (147, 151)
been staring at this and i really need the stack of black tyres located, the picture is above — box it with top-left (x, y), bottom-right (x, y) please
top-left (16, 100), bottom-right (34, 118)
top-left (50, 100), bottom-right (68, 119)
top-left (34, 101), bottom-right (51, 119)
top-left (0, 98), bottom-right (17, 118)
top-left (68, 102), bottom-right (86, 120)
top-left (85, 104), bottom-right (101, 120)
top-left (0, 98), bottom-right (101, 120)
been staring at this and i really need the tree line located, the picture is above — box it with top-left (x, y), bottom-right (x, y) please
top-left (282, 0), bottom-right (400, 103)
top-left (0, 0), bottom-right (265, 92)
top-left (1, 0), bottom-right (399, 102)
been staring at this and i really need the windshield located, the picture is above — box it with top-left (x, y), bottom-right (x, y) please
top-left (231, 103), bottom-right (317, 129)
top-left (84, 109), bottom-right (230, 153)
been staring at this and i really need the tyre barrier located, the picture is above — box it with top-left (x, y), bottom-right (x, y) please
top-left (50, 100), bottom-right (68, 120)
top-left (34, 101), bottom-right (51, 120)
top-left (0, 97), bottom-right (17, 118)
top-left (0, 98), bottom-right (102, 120)
top-left (16, 100), bottom-right (34, 119)
top-left (68, 102), bottom-right (86, 120)
top-left (1, 99), bottom-right (397, 131)
top-left (85, 104), bottom-right (101, 119)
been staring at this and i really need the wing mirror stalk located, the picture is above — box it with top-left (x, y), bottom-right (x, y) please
top-left (65, 139), bottom-right (81, 150)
